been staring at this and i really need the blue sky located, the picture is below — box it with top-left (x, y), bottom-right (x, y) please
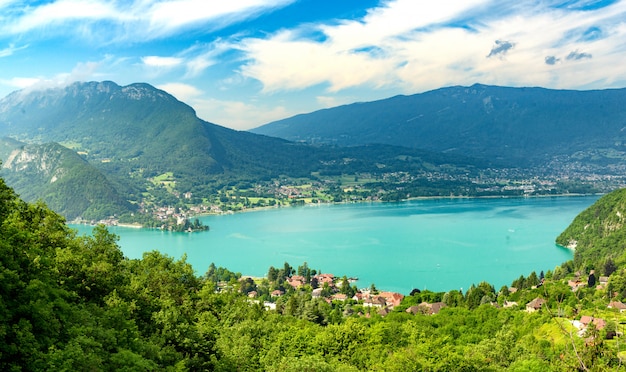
top-left (1, 0), bottom-right (625, 130)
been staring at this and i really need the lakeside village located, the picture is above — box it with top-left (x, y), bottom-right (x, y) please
top-left (88, 167), bottom-right (623, 229)
top-left (216, 261), bottom-right (626, 343)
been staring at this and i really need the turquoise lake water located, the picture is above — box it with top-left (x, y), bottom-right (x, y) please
top-left (72, 196), bottom-right (599, 294)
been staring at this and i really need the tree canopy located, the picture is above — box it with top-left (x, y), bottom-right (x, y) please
top-left (2, 175), bottom-right (626, 371)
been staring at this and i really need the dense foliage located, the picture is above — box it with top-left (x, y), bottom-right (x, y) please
top-left (0, 142), bottom-right (133, 220)
top-left (4, 175), bottom-right (626, 371)
top-left (557, 188), bottom-right (626, 271)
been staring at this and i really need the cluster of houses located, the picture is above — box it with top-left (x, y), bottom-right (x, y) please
top-left (152, 205), bottom-right (212, 223)
top-left (519, 269), bottom-right (626, 340)
top-left (567, 270), bottom-right (609, 292)
top-left (248, 267), bottom-right (626, 336)
top-left (247, 272), bottom-right (447, 317)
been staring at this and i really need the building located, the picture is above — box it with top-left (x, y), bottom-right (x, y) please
top-left (526, 297), bottom-right (546, 312)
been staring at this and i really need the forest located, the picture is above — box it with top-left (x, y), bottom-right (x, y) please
top-left (3, 173), bottom-right (626, 371)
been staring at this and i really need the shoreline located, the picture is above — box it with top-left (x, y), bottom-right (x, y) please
top-left (202, 191), bottom-right (602, 217)
top-left (71, 194), bottom-right (591, 294)
top-left (116, 223), bottom-right (143, 229)
top-left (407, 192), bottom-right (602, 201)
top-left (73, 192), bottom-right (600, 229)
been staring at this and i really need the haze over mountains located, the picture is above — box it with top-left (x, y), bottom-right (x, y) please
top-left (252, 84), bottom-right (626, 169)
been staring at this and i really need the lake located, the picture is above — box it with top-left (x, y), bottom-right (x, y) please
top-left (72, 196), bottom-right (598, 294)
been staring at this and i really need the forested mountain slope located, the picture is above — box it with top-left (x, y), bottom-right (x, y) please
top-left (557, 188), bottom-right (626, 270)
top-left (252, 84), bottom-right (626, 168)
top-left (0, 81), bottom-right (499, 221)
top-left (1, 140), bottom-right (133, 219)
top-left (0, 81), bottom-right (318, 178)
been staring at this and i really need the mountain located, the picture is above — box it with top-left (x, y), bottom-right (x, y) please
top-left (0, 139), bottom-right (134, 220)
top-left (0, 81), bottom-right (491, 220)
top-left (251, 84), bottom-right (626, 168)
top-left (0, 81), bottom-right (332, 218)
top-left (556, 188), bottom-right (626, 270)
top-left (0, 81), bottom-right (320, 178)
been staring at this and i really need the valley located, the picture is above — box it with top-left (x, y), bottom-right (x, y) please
top-left (4, 1), bottom-right (626, 369)
top-left (1, 81), bottom-right (625, 227)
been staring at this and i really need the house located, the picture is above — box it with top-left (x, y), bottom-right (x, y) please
top-left (596, 276), bottom-right (610, 290)
top-left (379, 291), bottom-right (405, 308)
top-left (406, 305), bottom-right (422, 315)
top-left (271, 289), bottom-right (284, 297)
top-left (316, 273), bottom-right (335, 285)
top-left (247, 291), bottom-right (258, 298)
top-left (568, 279), bottom-right (587, 292)
top-left (427, 302), bottom-right (446, 315)
top-left (608, 301), bottom-right (626, 312)
top-left (503, 300), bottom-right (518, 308)
top-left (526, 297), bottom-right (546, 312)
top-left (422, 302), bottom-right (447, 315)
top-left (577, 315), bottom-right (606, 335)
top-left (311, 288), bottom-right (323, 298)
top-left (378, 307), bottom-right (391, 317)
top-left (287, 275), bottom-right (305, 289)
top-left (363, 296), bottom-right (386, 308)
top-left (593, 318), bottom-right (607, 330)
top-left (405, 302), bottom-right (447, 315)
top-left (331, 293), bottom-right (348, 301)
top-left (580, 315), bottom-right (594, 327)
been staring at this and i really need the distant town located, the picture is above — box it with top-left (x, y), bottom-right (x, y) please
top-left (86, 165), bottom-right (624, 229)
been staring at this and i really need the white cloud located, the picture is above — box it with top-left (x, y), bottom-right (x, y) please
top-left (0, 43), bottom-right (27, 57)
top-left (142, 56), bottom-right (184, 68)
top-left (191, 97), bottom-right (293, 130)
top-left (239, 0), bottom-right (626, 94)
top-left (180, 40), bottom-right (233, 78)
top-left (0, 77), bottom-right (41, 89)
top-left (7, 0), bottom-right (123, 34)
top-left (144, 0), bottom-right (295, 36)
top-left (61, 60), bottom-right (101, 83)
top-left (316, 95), bottom-right (352, 108)
top-left (157, 82), bottom-right (203, 103)
top-left (0, 60), bottom-right (103, 97)
top-left (2, 0), bottom-right (626, 129)
top-left (1, 0), bottom-right (295, 41)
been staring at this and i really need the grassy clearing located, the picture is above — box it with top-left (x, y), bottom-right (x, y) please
top-left (152, 172), bottom-right (175, 183)
top-left (59, 141), bottom-right (83, 150)
top-left (535, 318), bottom-right (578, 346)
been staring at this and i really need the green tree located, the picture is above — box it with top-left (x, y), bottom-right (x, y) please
top-left (527, 271), bottom-right (539, 287)
top-left (604, 258), bottom-right (617, 276)
top-left (340, 275), bottom-right (355, 297)
top-left (268, 266), bottom-right (279, 282)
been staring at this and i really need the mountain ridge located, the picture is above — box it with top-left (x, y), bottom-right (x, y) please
top-left (251, 84), bottom-right (626, 168)
top-left (0, 81), bottom-right (499, 220)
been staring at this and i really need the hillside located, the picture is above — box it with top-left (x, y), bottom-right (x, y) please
top-left (3, 174), bottom-right (626, 370)
top-left (557, 188), bottom-right (626, 270)
top-left (252, 84), bottom-right (626, 169)
top-left (0, 81), bottom-right (319, 179)
top-left (0, 140), bottom-right (133, 219)
top-left (0, 81), bottom-right (498, 221)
